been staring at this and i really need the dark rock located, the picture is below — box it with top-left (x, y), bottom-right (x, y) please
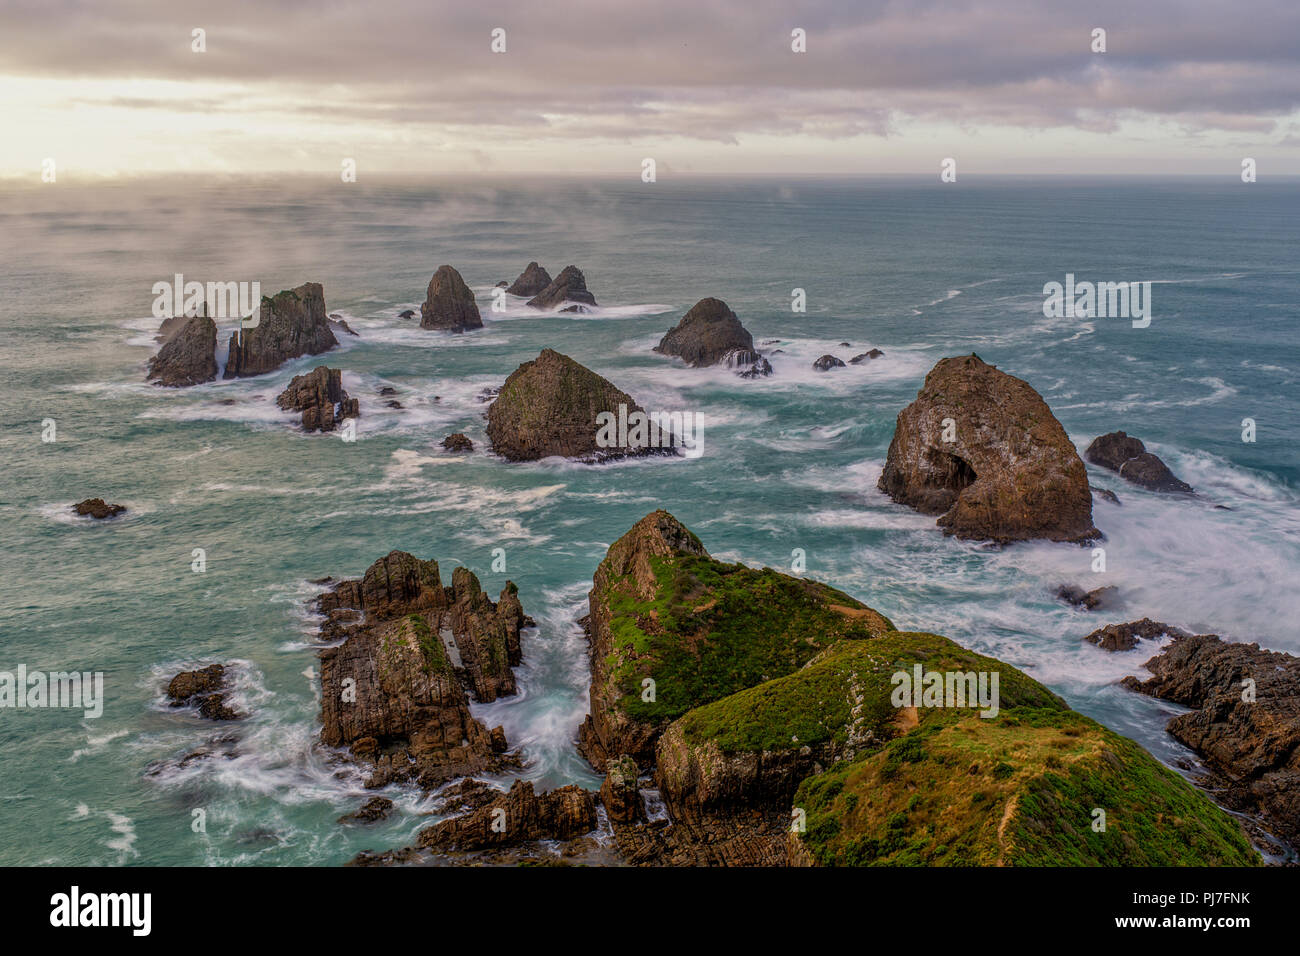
top-left (420, 265), bottom-right (483, 333)
top-left (417, 780), bottom-right (598, 851)
top-left (838, 342), bottom-right (851, 347)
top-left (147, 315), bottom-right (218, 387)
top-left (316, 552), bottom-right (529, 789)
top-left (654, 298), bottom-right (756, 368)
top-left (441, 433), bottom-right (473, 452)
top-left (1056, 584), bottom-right (1121, 611)
top-left (72, 498), bottom-right (126, 520)
top-left (485, 348), bottom-right (670, 462)
top-left (331, 317), bottom-right (359, 337)
top-left (1122, 632), bottom-right (1300, 847)
top-left (813, 354), bottom-right (846, 371)
top-left (338, 797), bottom-right (394, 824)
top-left (849, 349), bottom-right (884, 364)
top-left (495, 281), bottom-right (508, 288)
top-left (224, 282), bottom-right (338, 379)
top-left (166, 663), bottom-right (243, 720)
top-left (154, 314), bottom-right (188, 343)
top-left (526, 265), bottom-right (597, 310)
top-left (738, 357), bottom-right (773, 379)
top-left (505, 261), bottom-right (553, 298)
top-left (275, 366), bottom-right (359, 432)
top-left (878, 354), bottom-right (1100, 544)
top-left (1085, 431), bottom-right (1193, 494)
top-left (398, 310), bottom-right (415, 319)
top-left (1085, 617), bottom-right (1188, 652)
top-left (1091, 485), bottom-right (1121, 505)
top-left (378, 386), bottom-right (398, 396)
top-left (432, 778), bottom-right (502, 815)
top-left (385, 400), bottom-right (403, 409)
top-left (559, 304), bottom-right (591, 314)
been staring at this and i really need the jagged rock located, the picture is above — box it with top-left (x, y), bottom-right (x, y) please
top-left (331, 317), bottom-right (359, 336)
top-left (654, 298), bottom-right (757, 368)
top-left (1084, 617), bottom-right (1187, 652)
top-left (316, 552), bottom-right (528, 789)
top-left (1091, 485), bottom-right (1121, 505)
top-left (505, 261), bottom-right (553, 297)
top-left (224, 282), bottom-right (338, 378)
top-left (1122, 633), bottom-right (1300, 847)
top-left (1086, 431), bottom-right (1193, 494)
top-left (600, 756), bottom-right (646, 825)
top-left (417, 780), bottom-right (598, 851)
top-left (738, 357), bottom-right (773, 379)
top-left (433, 779), bottom-right (502, 815)
top-left (147, 315), bottom-right (218, 387)
top-left (813, 354), bottom-right (845, 371)
top-left (166, 663), bottom-right (242, 720)
top-left (526, 265), bottom-right (597, 310)
top-left (441, 433), bottom-right (473, 452)
top-left (72, 498), bottom-right (126, 520)
top-left (154, 315), bottom-right (188, 342)
top-left (420, 265), bottom-right (483, 333)
top-left (878, 354), bottom-right (1100, 544)
top-left (577, 510), bottom-right (894, 769)
top-left (338, 797), bottom-right (394, 824)
top-left (275, 366), bottom-right (359, 432)
top-left (1056, 584), bottom-right (1121, 611)
top-left (849, 349), bottom-right (884, 364)
top-left (485, 348), bottom-right (670, 462)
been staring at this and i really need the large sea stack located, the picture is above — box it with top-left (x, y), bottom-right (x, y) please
top-left (146, 315), bottom-right (218, 387)
top-left (878, 354), bottom-right (1099, 543)
top-left (526, 265), bottom-right (597, 310)
top-left (420, 265), bottom-right (483, 332)
top-left (276, 366), bottom-right (359, 432)
top-left (576, 511), bottom-right (1258, 866)
top-left (224, 282), bottom-right (338, 379)
top-left (316, 551), bottom-right (529, 789)
top-left (485, 348), bottom-right (668, 462)
top-left (654, 297), bottom-right (760, 369)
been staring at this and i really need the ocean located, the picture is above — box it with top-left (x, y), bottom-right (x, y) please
top-left (0, 174), bottom-right (1296, 865)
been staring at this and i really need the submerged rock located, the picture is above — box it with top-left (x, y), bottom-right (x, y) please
top-left (316, 552), bottom-right (528, 789)
top-left (166, 663), bottom-right (243, 720)
top-left (73, 498), bottom-right (126, 520)
top-left (505, 261), bottom-right (553, 297)
top-left (878, 354), bottom-right (1100, 544)
top-left (1084, 617), bottom-right (1187, 652)
top-left (147, 315), bottom-right (218, 387)
top-left (849, 349), bottom-right (884, 364)
top-left (654, 298), bottom-right (758, 369)
top-left (485, 348), bottom-right (671, 462)
top-left (224, 283), bottom-right (338, 379)
top-left (338, 797), bottom-right (394, 824)
top-left (1056, 584), bottom-right (1120, 611)
top-left (420, 265), bottom-right (483, 333)
top-left (526, 265), bottom-right (597, 310)
top-left (1086, 431), bottom-right (1193, 494)
top-left (275, 366), bottom-right (359, 432)
top-left (738, 357), bottom-right (773, 379)
top-left (1122, 632), bottom-right (1300, 848)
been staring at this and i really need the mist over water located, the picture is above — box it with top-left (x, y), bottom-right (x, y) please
top-left (1, 175), bottom-right (1297, 865)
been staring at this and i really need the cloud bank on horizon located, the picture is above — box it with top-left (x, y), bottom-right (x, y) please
top-left (2, 0), bottom-right (1299, 177)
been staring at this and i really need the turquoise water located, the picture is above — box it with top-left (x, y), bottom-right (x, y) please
top-left (1, 175), bottom-right (1297, 865)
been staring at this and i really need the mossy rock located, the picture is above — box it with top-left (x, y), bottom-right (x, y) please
top-left (606, 553), bottom-right (895, 730)
top-left (792, 707), bottom-right (1260, 867)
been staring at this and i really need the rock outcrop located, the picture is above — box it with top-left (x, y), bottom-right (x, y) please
top-left (338, 797), bottom-right (394, 824)
top-left (417, 780), bottom-right (598, 851)
top-left (654, 298), bottom-right (761, 370)
top-left (275, 366), bottom-right (359, 432)
top-left (600, 756), bottom-right (646, 825)
top-left (849, 349), bottom-right (884, 364)
top-left (166, 663), bottom-right (242, 720)
top-left (420, 265), bottom-right (483, 333)
top-left (1085, 617), bottom-right (1187, 652)
top-left (147, 315), bottom-right (218, 387)
top-left (1085, 431), bottom-right (1193, 494)
top-left (316, 551), bottom-right (528, 789)
top-left (878, 354), bottom-right (1100, 544)
top-left (1122, 633), bottom-right (1300, 848)
top-left (485, 348), bottom-right (671, 462)
top-left (224, 283), bottom-right (338, 379)
top-left (441, 433), bottom-right (473, 452)
top-left (73, 498), bottom-right (126, 520)
top-left (526, 265), bottom-right (597, 310)
top-left (505, 261), bottom-right (553, 297)
top-left (577, 510), bottom-right (894, 770)
top-left (813, 354), bottom-right (845, 371)
top-left (1056, 584), bottom-right (1120, 611)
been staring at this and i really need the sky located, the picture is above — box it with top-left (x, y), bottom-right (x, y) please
top-left (2, 0), bottom-right (1299, 179)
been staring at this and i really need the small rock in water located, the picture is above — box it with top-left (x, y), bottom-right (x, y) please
top-left (1056, 584), bottom-right (1120, 611)
top-left (442, 433), bottom-right (474, 452)
top-left (849, 349), bottom-right (884, 364)
top-left (338, 797), bottom-right (394, 824)
top-left (813, 354), bottom-right (846, 371)
top-left (73, 498), bottom-right (126, 520)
